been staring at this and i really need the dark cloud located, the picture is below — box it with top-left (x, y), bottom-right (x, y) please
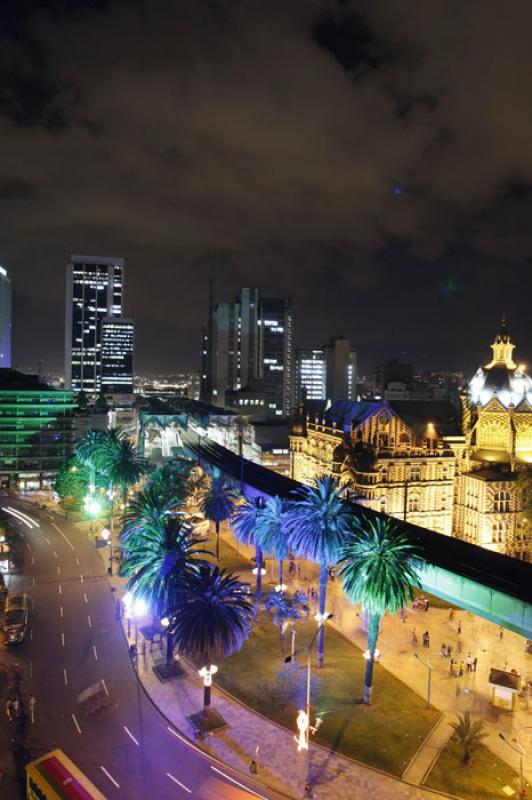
top-left (1, 0), bottom-right (531, 375)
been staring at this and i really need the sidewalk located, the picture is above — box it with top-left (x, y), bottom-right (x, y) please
top-left (69, 517), bottom-right (460, 800)
top-left (402, 715), bottom-right (455, 784)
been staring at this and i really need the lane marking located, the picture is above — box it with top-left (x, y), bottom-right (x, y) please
top-left (6, 506), bottom-right (39, 527)
top-left (101, 679), bottom-right (109, 696)
top-left (80, 574), bottom-right (84, 584)
top-left (100, 767), bottom-right (120, 789)
top-left (83, 593), bottom-right (88, 604)
top-left (45, 537), bottom-right (50, 545)
top-left (58, 585), bottom-right (62, 595)
top-left (72, 713), bottom-right (82, 734)
top-left (32, 576), bottom-right (36, 588)
top-left (75, 557), bottom-right (80, 566)
top-left (61, 633), bottom-right (65, 647)
top-left (3, 507), bottom-right (35, 529)
top-left (167, 725), bottom-right (204, 755)
top-left (87, 615), bottom-right (92, 628)
top-left (63, 668), bottom-right (68, 686)
top-left (166, 773), bottom-right (191, 794)
top-left (26, 542), bottom-right (31, 550)
top-left (210, 767), bottom-right (268, 800)
top-left (51, 522), bottom-right (75, 551)
top-left (52, 550), bottom-right (58, 559)
top-left (124, 726), bottom-right (139, 746)
top-left (93, 645), bottom-right (98, 661)
top-left (60, 606), bottom-right (64, 618)
top-left (31, 556), bottom-right (35, 566)
top-left (57, 566), bottom-right (61, 576)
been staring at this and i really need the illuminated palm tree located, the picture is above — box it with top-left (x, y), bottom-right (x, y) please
top-left (264, 589), bottom-right (302, 655)
top-left (120, 487), bottom-right (180, 539)
top-left (199, 476), bottom-right (238, 561)
top-left (170, 563), bottom-right (253, 713)
top-left (231, 496), bottom-right (266, 593)
top-left (254, 496), bottom-right (289, 587)
top-left (97, 429), bottom-right (146, 507)
top-left (76, 429), bottom-right (105, 492)
top-left (120, 514), bottom-right (209, 665)
top-left (337, 514), bottom-right (422, 704)
top-left (147, 460), bottom-right (191, 504)
top-left (285, 476), bottom-right (351, 667)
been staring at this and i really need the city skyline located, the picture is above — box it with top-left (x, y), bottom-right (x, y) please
top-left (1, 2), bottom-right (531, 375)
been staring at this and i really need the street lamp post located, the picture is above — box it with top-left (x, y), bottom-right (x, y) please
top-left (500, 728), bottom-right (531, 798)
top-left (414, 652), bottom-right (432, 709)
top-left (101, 527), bottom-right (112, 575)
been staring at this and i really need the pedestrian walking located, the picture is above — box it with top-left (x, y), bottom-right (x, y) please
top-left (447, 644), bottom-right (452, 658)
top-left (453, 661), bottom-right (460, 678)
top-left (425, 631), bottom-right (430, 648)
top-left (449, 608), bottom-right (455, 621)
top-left (449, 658), bottom-right (454, 676)
top-left (499, 626), bottom-right (504, 640)
top-left (412, 628), bottom-right (418, 646)
top-left (425, 599), bottom-right (429, 612)
top-left (473, 657), bottom-right (478, 672)
top-left (441, 643), bottom-right (446, 657)
top-left (457, 620), bottom-right (462, 635)
top-left (466, 653), bottom-right (472, 672)
top-left (459, 661), bottom-right (464, 677)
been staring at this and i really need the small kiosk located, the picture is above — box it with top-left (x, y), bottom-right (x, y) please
top-left (488, 668), bottom-right (521, 711)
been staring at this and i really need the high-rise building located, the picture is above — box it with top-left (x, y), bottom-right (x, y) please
top-left (295, 349), bottom-right (326, 400)
top-left (0, 266), bottom-right (12, 368)
top-left (201, 288), bottom-right (293, 418)
top-left (101, 317), bottom-right (134, 393)
top-left (65, 255), bottom-right (125, 392)
top-left (324, 337), bottom-right (357, 401)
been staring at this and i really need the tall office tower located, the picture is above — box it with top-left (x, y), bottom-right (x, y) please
top-left (101, 317), bottom-right (135, 393)
top-left (295, 349), bottom-right (326, 401)
top-left (324, 336), bottom-right (357, 401)
top-left (0, 266), bottom-right (12, 368)
top-left (65, 255), bottom-right (124, 392)
top-left (258, 297), bottom-right (293, 416)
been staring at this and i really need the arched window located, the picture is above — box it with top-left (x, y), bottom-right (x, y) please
top-left (408, 494), bottom-right (420, 513)
top-left (493, 490), bottom-right (511, 513)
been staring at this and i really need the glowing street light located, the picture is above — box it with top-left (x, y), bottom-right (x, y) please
top-left (252, 566), bottom-right (267, 576)
top-left (199, 664), bottom-right (218, 710)
top-left (275, 583), bottom-right (287, 593)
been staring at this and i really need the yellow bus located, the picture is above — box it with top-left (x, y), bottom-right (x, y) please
top-left (26, 749), bottom-right (108, 800)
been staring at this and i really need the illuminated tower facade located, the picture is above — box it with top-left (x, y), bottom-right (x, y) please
top-left (0, 266), bottom-right (12, 368)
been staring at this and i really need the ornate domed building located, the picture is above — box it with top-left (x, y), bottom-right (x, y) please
top-left (453, 319), bottom-right (532, 559)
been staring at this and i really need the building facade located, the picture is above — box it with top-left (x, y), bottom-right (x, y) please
top-left (101, 317), bottom-right (135, 394)
top-left (290, 399), bottom-right (458, 535)
top-left (0, 266), bottom-right (12, 368)
top-left (295, 349), bottom-right (327, 400)
top-left (65, 255), bottom-right (126, 393)
top-left (453, 321), bottom-right (532, 559)
top-left (324, 337), bottom-right (357, 401)
top-left (0, 369), bottom-right (77, 490)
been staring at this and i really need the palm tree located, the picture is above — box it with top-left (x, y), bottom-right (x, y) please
top-left (120, 513), bottom-right (209, 665)
top-left (147, 460), bottom-right (191, 505)
top-left (264, 590), bottom-right (301, 655)
top-left (199, 476), bottom-right (238, 561)
top-left (337, 514), bottom-right (422, 704)
top-left (76, 429), bottom-right (105, 492)
top-left (170, 563), bottom-right (253, 713)
top-left (254, 496), bottom-right (290, 587)
top-left (285, 476), bottom-right (352, 667)
top-left (97, 430), bottom-right (146, 506)
top-left (231, 496), bottom-right (266, 594)
top-left (451, 712), bottom-right (487, 763)
top-left (120, 487), bottom-right (180, 540)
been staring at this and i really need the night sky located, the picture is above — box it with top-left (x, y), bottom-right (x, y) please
top-left (1, 0), bottom-right (531, 377)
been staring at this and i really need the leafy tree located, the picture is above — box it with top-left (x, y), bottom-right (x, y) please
top-left (451, 712), bottom-right (487, 763)
top-left (231, 496), bottom-right (267, 594)
top-left (337, 514), bottom-right (422, 704)
top-left (120, 487), bottom-right (181, 539)
top-left (254, 496), bottom-right (290, 587)
top-left (264, 589), bottom-right (302, 655)
top-left (146, 459), bottom-right (192, 504)
top-left (120, 513), bottom-right (209, 665)
top-left (285, 476), bottom-right (352, 667)
top-left (199, 476), bottom-right (238, 561)
top-left (54, 457), bottom-right (90, 508)
top-left (76, 429), bottom-right (106, 490)
top-left (97, 429), bottom-right (146, 506)
top-left (170, 564), bottom-right (253, 712)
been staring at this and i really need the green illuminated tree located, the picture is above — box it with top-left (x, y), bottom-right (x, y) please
top-left (338, 515), bottom-right (422, 704)
top-left (285, 476), bottom-right (351, 667)
top-left (54, 457), bottom-right (90, 509)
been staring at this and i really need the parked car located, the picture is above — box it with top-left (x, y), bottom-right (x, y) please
top-left (2, 593), bottom-right (30, 643)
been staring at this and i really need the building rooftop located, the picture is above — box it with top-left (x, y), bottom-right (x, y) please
top-left (466, 467), bottom-right (519, 482)
top-left (488, 668), bottom-right (520, 691)
top-left (0, 369), bottom-right (52, 391)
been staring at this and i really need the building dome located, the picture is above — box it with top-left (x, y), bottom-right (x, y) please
top-left (469, 318), bottom-right (532, 407)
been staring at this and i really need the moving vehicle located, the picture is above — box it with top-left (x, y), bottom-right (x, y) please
top-left (26, 748), bottom-right (108, 799)
top-left (2, 592), bottom-right (29, 643)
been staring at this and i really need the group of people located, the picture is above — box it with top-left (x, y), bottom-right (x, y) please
top-left (449, 652), bottom-right (478, 677)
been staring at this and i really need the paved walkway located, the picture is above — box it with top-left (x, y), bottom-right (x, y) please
top-left (402, 715), bottom-right (455, 784)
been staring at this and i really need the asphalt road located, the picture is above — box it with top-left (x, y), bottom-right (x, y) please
top-left (0, 500), bottom-right (276, 800)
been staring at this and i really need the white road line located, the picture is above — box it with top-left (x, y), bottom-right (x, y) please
top-left (57, 566), bottom-right (61, 576)
top-left (167, 726), bottom-right (204, 756)
top-left (93, 645), bottom-right (98, 661)
top-left (100, 767), bottom-right (120, 789)
top-left (52, 522), bottom-right (75, 552)
top-left (87, 615), bottom-right (92, 628)
top-left (124, 726), bottom-right (139, 746)
top-left (52, 550), bottom-right (58, 559)
top-left (58, 584), bottom-right (62, 595)
top-left (32, 576), bottom-right (35, 588)
top-left (59, 606), bottom-right (64, 618)
top-left (63, 668), bottom-right (68, 686)
top-left (26, 542), bottom-right (31, 550)
top-left (31, 556), bottom-right (34, 566)
top-left (75, 557), bottom-right (80, 566)
top-left (101, 679), bottom-right (109, 696)
top-left (210, 767), bottom-right (268, 800)
top-left (6, 506), bottom-right (38, 527)
top-left (83, 593), bottom-right (88, 604)
top-left (45, 537), bottom-right (50, 545)
top-left (166, 773), bottom-right (191, 794)
top-left (72, 713), bottom-right (82, 734)
top-left (80, 574), bottom-right (84, 584)
top-left (61, 633), bottom-right (65, 647)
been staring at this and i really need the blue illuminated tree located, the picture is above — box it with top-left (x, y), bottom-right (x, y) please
top-left (254, 496), bottom-right (290, 587)
top-left (231, 496), bottom-right (266, 594)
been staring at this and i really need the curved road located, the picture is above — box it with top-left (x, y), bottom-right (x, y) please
top-left (1, 500), bottom-right (275, 800)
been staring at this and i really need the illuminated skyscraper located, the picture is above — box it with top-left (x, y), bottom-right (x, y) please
top-left (295, 349), bottom-right (326, 400)
top-left (101, 317), bottom-right (135, 393)
top-left (65, 255), bottom-right (124, 392)
top-left (0, 266), bottom-right (12, 368)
